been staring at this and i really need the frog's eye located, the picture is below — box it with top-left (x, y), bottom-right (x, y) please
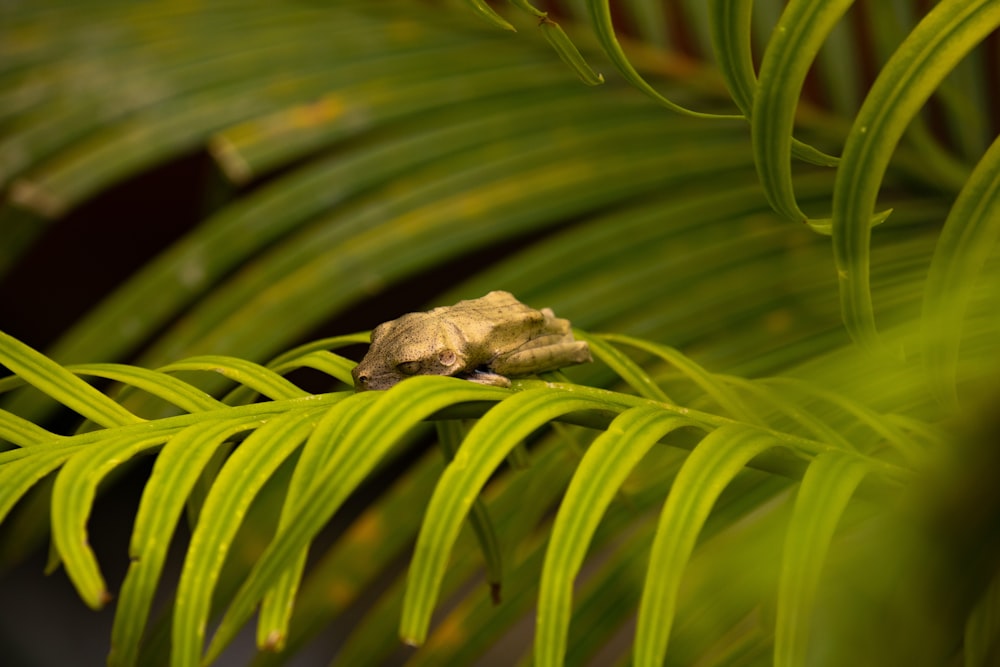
top-left (396, 360), bottom-right (422, 376)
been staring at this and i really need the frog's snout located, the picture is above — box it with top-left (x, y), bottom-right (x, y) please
top-left (352, 358), bottom-right (398, 391)
top-left (351, 362), bottom-right (371, 391)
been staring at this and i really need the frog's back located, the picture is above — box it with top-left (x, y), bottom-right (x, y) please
top-left (434, 291), bottom-right (547, 355)
top-left (447, 289), bottom-right (542, 323)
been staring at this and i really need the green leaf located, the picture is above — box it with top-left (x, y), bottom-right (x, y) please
top-left (0, 408), bottom-right (62, 448)
top-left (8, 8), bottom-right (494, 216)
top-left (253, 393), bottom-right (379, 652)
top-left (535, 406), bottom-right (696, 667)
top-left (832, 0), bottom-right (1000, 349)
top-left (707, 0), bottom-right (839, 168)
top-left (203, 377), bottom-right (509, 663)
top-left (598, 333), bottom-right (765, 425)
top-left (109, 417), bottom-right (262, 667)
top-left (399, 387), bottom-right (622, 645)
top-left (576, 331), bottom-right (673, 403)
top-left (435, 420), bottom-right (504, 603)
top-left (408, 438), bottom-right (591, 666)
top-left (250, 447), bottom-right (443, 666)
top-left (774, 451), bottom-right (872, 667)
top-left (538, 16), bottom-right (604, 86)
top-left (211, 57), bottom-right (574, 181)
top-left (0, 4), bottom-right (417, 185)
top-left (560, 522), bottom-right (653, 665)
top-left (858, 0), bottom-right (972, 193)
top-left (752, 0), bottom-right (853, 225)
top-left (921, 134), bottom-right (1000, 406)
top-left (633, 425), bottom-right (781, 665)
top-left (0, 330), bottom-right (142, 428)
top-left (460, 0), bottom-right (516, 32)
top-left (585, 0), bottom-right (740, 119)
top-left (69, 363), bottom-right (225, 413)
top-left (264, 333), bottom-right (371, 366)
top-left (0, 394), bottom-right (343, 467)
top-left (329, 435), bottom-right (573, 667)
top-left (171, 409), bottom-right (320, 667)
top-left (762, 377), bottom-right (927, 465)
top-left (0, 446), bottom-right (80, 528)
top-left (156, 355), bottom-right (308, 401)
top-left (721, 375), bottom-right (855, 451)
top-left (266, 338), bottom-right (368, 389)
top-left (706, 0), bottom-right (756, 117)
top-left (51, 434), bottom-right (170, 609)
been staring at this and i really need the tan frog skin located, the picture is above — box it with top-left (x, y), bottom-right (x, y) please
top-left (352, 291), bottom-right (592, 391)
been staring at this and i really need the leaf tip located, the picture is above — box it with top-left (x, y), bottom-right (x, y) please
top-left (873, 208), bottom-right (893, 226)
top-left (261, 629), bottom-right (285, 652)
top-left (537, 16), bottom-right (604, 86)
top-left (88, 588), bottom-right (113, 610)
top-left (467, 2), bottom-right (516, 32)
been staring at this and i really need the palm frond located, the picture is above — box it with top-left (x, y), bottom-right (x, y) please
top-left (831, 0), bottom-right (1000, 349)
top-left (1, 328), bottom-right (916, 665)
top-left (2, 0), bottom-right (999, 665)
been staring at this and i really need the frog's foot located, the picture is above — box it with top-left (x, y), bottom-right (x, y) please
top-left (462, 369), bottom-right (512, 388)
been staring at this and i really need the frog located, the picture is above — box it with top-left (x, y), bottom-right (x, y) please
top-left (351, 290), bottom-right (592, 391)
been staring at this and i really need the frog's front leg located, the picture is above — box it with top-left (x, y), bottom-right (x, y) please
top-left (491, 339), bottom-right (592, 378)
top-left (463, 369), bottom-right (512, 388)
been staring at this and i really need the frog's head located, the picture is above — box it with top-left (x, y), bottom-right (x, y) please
top-left (352, 312), bottom-right (466, 391)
